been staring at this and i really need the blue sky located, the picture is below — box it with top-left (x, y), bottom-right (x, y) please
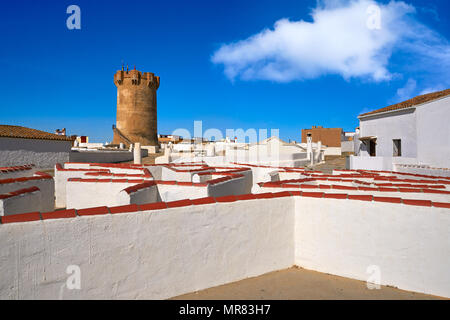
top-left (0, 0), bottom-right (449, 142)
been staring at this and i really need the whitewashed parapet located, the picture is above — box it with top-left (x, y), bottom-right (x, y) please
top-left (0, 186), bottom-right (41, 216)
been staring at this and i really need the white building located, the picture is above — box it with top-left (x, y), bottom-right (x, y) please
top-left (0, 125), bottom-right (73, 168)
top-left (349, 89), bottom-right (450, 174)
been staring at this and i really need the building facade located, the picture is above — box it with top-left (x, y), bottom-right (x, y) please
top-left (301, 126), bottom-right (342, 147)
top-left (0, 125), bottom-right (73, 168)
top-left (350, 89), bottom-right (450, 172)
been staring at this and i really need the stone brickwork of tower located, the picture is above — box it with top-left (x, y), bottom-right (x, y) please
top-left (112, 69), bottom-right (160, 146)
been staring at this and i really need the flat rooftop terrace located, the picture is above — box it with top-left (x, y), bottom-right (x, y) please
top-left (173, 267), bottom-right (444, 300)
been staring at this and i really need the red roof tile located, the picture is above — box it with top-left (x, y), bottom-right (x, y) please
top-left (0, 125), bottom-right (74, 141)
top-left (360, 89), bottom-right (450, 117)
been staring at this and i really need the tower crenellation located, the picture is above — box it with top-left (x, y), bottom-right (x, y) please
top-left (114, 70), bottom-right (160, 89)
top-left (112, 67), bottom-right (160, 146)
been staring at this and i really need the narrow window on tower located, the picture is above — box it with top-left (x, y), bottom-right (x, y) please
top-left (393, 139), bottom-right (402, 157)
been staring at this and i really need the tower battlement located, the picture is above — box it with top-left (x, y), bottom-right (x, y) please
top-left (112, 67), bottom-right (159, 146)
top-left (114, 70), bottom-right (160, 89)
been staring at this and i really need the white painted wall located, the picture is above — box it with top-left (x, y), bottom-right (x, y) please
top-left (259, 185), bottom-right (450, 202)
top-left (88, 166), bottom-right (145, 175)
top-left (355, 96), bottom-right (450, 170)
top-left (64, 163), bottom-right (91, 169)
top-left (118, 185), bottom-right (159, 205)
top-left (277, 172), bottom-right (305, 181)
top-left (0, 167), bottom-right (37, 180)
top-left (359, 109), bottom-right (417, 158)
top-left (161, 167), bottom-right (194, 182)
top-left (249, 167), bottom-right (283, 184)
top-left (66, 181), bottom-right (136, 209)
top-left (173, 143), bottom-right (193, 152)
top-left (394, 164), bottom-right (450, 177)
top-left (55, 168), bottom-right (108, 208)
top-left (226, 146), bottom-right (308, 164)
top-left (144, 166), bottom-right (162, 180)
top-left (77, 143), bottom-right (104, 149)
top-left (341, 141), bottom-right (354, 153)
top-left (323, 147), bottom-right (342, 156)
top-left (69, 149), bottom-right (148, 164)
top-left (348, 155), bottom-right (418, 171)
top-left (0, 198), bottom-right (295, 299)
top-left (0, 190), bottom-right (41, 216)
top-left (157, 185), bottom-right (208, 202)
top-left (0, 194), bottom-right (449, 299)
top-left (207, 176), bottom-right (247, 198)
top-left (0, 137), bottom-right (71, 169)
top-left (0, 179), bottom-right (54, 212)
top-left (415, 96), bottom-right (450, 168)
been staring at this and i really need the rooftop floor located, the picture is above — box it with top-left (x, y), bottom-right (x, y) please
top-left (172, 267), bottom-right (444, 300)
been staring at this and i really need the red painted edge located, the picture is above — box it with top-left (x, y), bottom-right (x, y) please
top-left (422, 189), bottom-right (450, 195)
top-left (299, 184), bottom-right (319, 189)
top-left (193, 182), bottom-right (208, 187)
top-left (373, 197), bottom-right (402, 204)
top-left (281, 184), bottom-right (300, 188)
top-left (331, 185), bottom-right (358, 190)
top-left (271, 191), bottom-right (292, 198)
top-left (301, 192), bottom-right (324, 198)
top-left (109, 204), bottom-right (140, 214)
top-left (348, 194), bottom-right (373, 201)
top-left (216, 195), bottom-right (237, 203)
top-left (399, 188), bottom-right (423, 193)
top-left (139, 202), bottom-right (168, 211)
top-left (177, 182), bottom-right (194, 186)
top-left (1, 212), bottom-right (41, 224)
top-left (432, 202), bottom-right (450, 209)
top-left (255, 193), bottom-right (275, 199)
top-left (157, 180), bottom-right (177, 185)
top-left (378, 187), bottom-right (399, 192)
top-left (77, 206), bottom-right (110, 216)
top-left (402, 199), bottom-right (432, 207)
top-left (143, 168), bottom-right (152, 178)
top-left (192, 197), bottom-right (216, 205)
top-left (262, 182), bottom-right (281, 187)
top-left (358, 187), bottom-right (378, 191)
top-left (166, 199), bottom-right (193, 208)
top-left (127, 179), bottom-right (146, 184)
top-left (235, 194), bottom-right (258, 201)
top-left (324, 193), bottom-right (348, 199)
top-left (41, 209), bottom-right (77, 220)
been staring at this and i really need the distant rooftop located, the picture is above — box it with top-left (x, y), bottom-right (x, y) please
top-left (0, 125), bottom-right (73, 142)
top-left (359, 88), bottom-right (450, 117)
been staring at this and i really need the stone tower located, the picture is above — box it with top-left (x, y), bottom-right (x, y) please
top-left (112, 68), bottom-right (160, 146)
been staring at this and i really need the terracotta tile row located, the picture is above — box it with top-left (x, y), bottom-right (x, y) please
top-left (0, 164), bottom-right (34, 173)
top-left (0, 186), bottom-right (40, 200)
top-left (260, 181), bottom-right (450, 195)
top-left (2, 191), bottom-right (448, 225)
top-left (0, 175), bottom-right (52, 185)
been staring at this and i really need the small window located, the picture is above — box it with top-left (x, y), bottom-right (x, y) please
top-left (369, 140), bottom-right (376, 157)
top-left (393, 139), bottom-right (402, 157)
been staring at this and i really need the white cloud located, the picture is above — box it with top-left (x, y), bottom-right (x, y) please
top-left (211, 0), bottom-right (450, 86)
top-left (390, 79), bottom-right (445, 104)
top-left (395, 78), bottom-right (417, 101)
